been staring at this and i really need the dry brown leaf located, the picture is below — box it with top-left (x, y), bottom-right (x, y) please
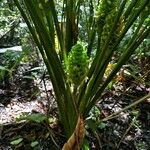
top-left (62, 115), bottom-right (85, 150)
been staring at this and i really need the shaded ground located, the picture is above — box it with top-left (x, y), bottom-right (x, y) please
top-left (0, 60), bottom-right (150, 150)
top-left (0, 78), bottom-right (54, 124)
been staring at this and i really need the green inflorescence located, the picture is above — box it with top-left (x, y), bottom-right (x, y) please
top-left (97, 0), bottom-right (123, 47)
top-left (97, 0), bottom-right (117, 20)
top-left (66, 42), bottom-right (89, 88)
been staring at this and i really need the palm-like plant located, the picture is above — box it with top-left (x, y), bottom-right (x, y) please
top-left (13, 0), bottom-right (150, 149)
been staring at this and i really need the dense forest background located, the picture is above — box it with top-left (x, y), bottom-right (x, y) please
top-left (0, 0), bottom-right (150, 149)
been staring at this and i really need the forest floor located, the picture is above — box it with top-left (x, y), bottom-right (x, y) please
top-left (0, 61), bottom-right (150, 150)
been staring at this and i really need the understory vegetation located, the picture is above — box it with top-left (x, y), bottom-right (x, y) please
top-left (0, 0), bottom-right (150, 149)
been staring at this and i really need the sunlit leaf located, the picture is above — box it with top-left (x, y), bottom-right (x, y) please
top-left (31, 141), bottom-right (39, 147)
top-left (17, 113), bottom-right (47, 123)
top-left (81, 139), bottom-right (90, 150)
top-left (98, 122), bottom-right (107, 129)
top-left (0, 66), bottom-right (8, 71)
top-left (10, 138), bottom-right (23, 145)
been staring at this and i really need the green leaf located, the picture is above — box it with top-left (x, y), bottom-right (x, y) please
top-left (107, 81), bottom-right (114, 89)
top-left (17, 113), bottom-right (47, 123)
top-left (31, 141), bottom-right (39, 147)
top-left (81, 139), bottom-right (90, 150)
top-left (0, 66), bottom-right (8, 71)
top-left (145, 51), bottom-right (150, 56)
top-left (10, 138), bottom-right (23, 145)
top-left (89, 106), bottom-right (101, 119)
top-left (98, 122), bottom-right (107, 129)
top-left (22, 75), bottom-right (34, 80)
top-left (86, 119), bottom-right (97, 132)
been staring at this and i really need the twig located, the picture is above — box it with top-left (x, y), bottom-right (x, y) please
top-left (42, 72), bottom-right (51, 114)
top-left (102, 93), bottom-right (150, 122)
top-left (95, 131), bottom-right (102, 149)
top-left (45, 123), bottom-right (61, 150)
top-left (116, 115), bottom-right (138, 149)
